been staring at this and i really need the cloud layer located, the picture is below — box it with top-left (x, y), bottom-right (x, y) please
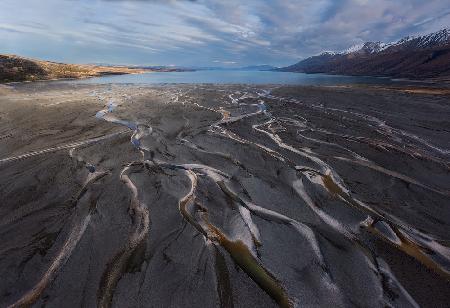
top-left (1, 0), bottom-right (449, 66)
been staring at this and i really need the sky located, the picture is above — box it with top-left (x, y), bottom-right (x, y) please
top-left (1, 0), bottom-right (449, 67)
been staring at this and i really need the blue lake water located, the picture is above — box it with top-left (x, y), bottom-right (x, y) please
top-left (69, 70), bottom-right (412, 86)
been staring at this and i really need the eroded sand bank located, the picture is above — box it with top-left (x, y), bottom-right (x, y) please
top-left (0, 83), bottom-right (449, 307)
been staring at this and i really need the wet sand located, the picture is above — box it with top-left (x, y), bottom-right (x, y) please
top-left (0, 82), bottom-right (449, 307)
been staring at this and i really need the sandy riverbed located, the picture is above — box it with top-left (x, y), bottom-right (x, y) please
top-left (0, 82), bottom-right (449, 307)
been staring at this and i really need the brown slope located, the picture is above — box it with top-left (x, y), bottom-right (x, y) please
top-left (0, 54), bottom-right (151, 83)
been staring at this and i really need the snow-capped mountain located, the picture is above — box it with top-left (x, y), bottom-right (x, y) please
top-left (278, 28), bottom-right (450, 79)
top-left (400, 28), bottom-right (450, 49)
top-left (342, 41), bottom-right (394, 54)
top-left (332, 28), bottom-right (450, 56)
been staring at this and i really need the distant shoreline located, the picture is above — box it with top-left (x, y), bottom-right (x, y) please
top-left (2, 54), bottom-right (449, 86)
top-left (0, 54), bottom-right (191, 84)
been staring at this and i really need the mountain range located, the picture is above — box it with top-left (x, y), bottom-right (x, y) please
top-left (278, 29), bottom-right (450, 80)
top-left (192, 65), bottom-right (277, 71)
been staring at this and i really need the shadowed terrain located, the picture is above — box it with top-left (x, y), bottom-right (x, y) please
top-left (280, 29), bottom-right (450, 81)
top-left (0, 83), bottom-right (449, 307)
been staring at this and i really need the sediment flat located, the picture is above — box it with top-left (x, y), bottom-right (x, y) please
top-left (0, 82), bottom-right (449, 307)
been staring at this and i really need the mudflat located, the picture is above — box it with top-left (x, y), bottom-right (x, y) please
top-left (0, 82), bottom-right (449, 307)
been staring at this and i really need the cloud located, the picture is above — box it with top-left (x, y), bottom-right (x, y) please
top-left (1, 0), bottom-right (449, 66)
top-left (213, 60), bottom-right (237, 65)
top-left (99, 0), bottom-right (198, 3)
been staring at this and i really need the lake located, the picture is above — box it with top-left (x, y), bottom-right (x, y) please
top-left (69, 70), bottom-right (413, 86)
